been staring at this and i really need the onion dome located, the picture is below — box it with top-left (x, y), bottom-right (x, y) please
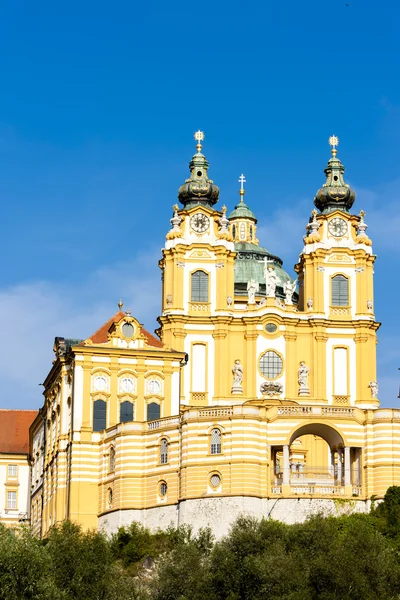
top-left (178, 131), bottom-right (220, 209)
top-left (314, 136), bottom-right (356, 214)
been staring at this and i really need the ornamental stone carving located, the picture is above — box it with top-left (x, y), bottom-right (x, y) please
top-left (298, 362), bottom-right (310, 396)
top-left (247, 279), bottom-right (259, 305)
top-left (166, 294), bottom-right (172, 307)
top-left (260, 381), bottom-right (283, 396)
top-left (264, 261), bottom-right (278, 298)
top-left (369, 380), bottom-right (378, 399)
top-left (231, 360), bottom-right (243, 395)
top-left (307, 297), bottom-right (313, 309)
top-left (284, 280), bottom-right (296, 305)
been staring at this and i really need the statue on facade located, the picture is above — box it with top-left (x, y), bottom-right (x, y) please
top-left (369, 380), bottom-right (378, 399)
top-left (231, 360), bottom-right (243, 394)
top-left (284, 280), bottom-right (297, 305)
top-left (264, 261), bottom-right (278, 297)
top-left (298, 361), bottom-right (310, 396)
top-left (307, 297), bottom-right (313, 309)
top-left (247, 279), bottom-right (259, 305)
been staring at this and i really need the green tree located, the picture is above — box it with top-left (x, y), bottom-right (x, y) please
top-left (0, 524), bottom-right (62, 600)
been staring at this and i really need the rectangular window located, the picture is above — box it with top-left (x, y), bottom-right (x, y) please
top-left (8, 465), bottom-right (17, 477)
top-left (7, 491), bottom-right (17, 509)
top-left (191, 271), bottom-right (209, 302)
top-left (332, 275), bottom-right (349, 306)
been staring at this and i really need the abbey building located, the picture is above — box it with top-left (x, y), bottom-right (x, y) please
top-left (29, 133), bottom-right (400, 538)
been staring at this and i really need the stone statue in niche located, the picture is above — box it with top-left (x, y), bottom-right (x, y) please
top-left (247, 279), bottom-right (259, 304)
top-left (298, 361), bottom-right (310, 396)
top-left (231, 360), bottom-right (243, 394)
top-left (264, 262), bottom-right (278, 298)
top-left (284, 280), bottom-right (297, 305)
top-left (369, 380), bottom-right (378, 398)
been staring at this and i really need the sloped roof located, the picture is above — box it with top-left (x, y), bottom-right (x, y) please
top-left (0, 410), bottom-right (38, 455)
top-left (83, 311), bottom-right (164, 349)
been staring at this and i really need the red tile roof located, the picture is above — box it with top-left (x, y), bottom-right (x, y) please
top-left (84, 311), bottom-right (164, 349)
top-left (0, 410), bottom-right (38, 455)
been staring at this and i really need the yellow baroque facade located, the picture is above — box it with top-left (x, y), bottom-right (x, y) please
top-left (30, 134), bottom-right (400, 538)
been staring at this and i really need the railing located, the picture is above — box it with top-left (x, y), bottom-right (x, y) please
top-left (191, 392), bottom-right (208, 404)
top-left (333, 395), bottom-right (350, 405)
top-left (276, 406), bottom-right (355, 417)
top-left (290, 485), bottom-right (345, 496)
top-left (199, 408), bottom-right (233, 418)
top-left (352, 486), bottom-right (362, 496)
top-left (147, 417), bottom-right (180, 430)
top-left (189, 302), bottom-right (210, 313)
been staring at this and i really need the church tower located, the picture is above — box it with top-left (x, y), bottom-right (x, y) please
top-left (158, 132), bottom-right (236, 405)
top-left (295, 136), bottom-right (379, 408)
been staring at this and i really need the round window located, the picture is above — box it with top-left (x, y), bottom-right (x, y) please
top-left (259, 350), bottom-right (283, 379)
top-left (210, 473), bottom-right (221, 488)
top-left (159, 482), bottom-right (167, 497)
top-left (265, 323), bottom-right (277, 333)
top-left (148, 380), bottom-right (161, 395)
top-left (122, 322), bottom-right (135, 338)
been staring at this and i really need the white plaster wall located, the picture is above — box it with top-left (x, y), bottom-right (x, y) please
top-left (326, 337), bottom-right (356, 404)
top-left (171, 371), bottom-right (180, 415)
top-left (98, 497), bottom-right (371, 539)
top-left (73, 364), bottom-right (84, 431)
top-left (184, 334), bottom-right (215, 403)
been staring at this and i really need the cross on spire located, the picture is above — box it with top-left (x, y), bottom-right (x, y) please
top-left (194, 130), bottom-right (204, 153)
top-left (238, 174), bottom-right (246, 199)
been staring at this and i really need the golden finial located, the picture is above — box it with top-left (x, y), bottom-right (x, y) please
top-left (118, 299), bottom-right (123, 311)
top-left (328, 135), bottom-right (339, 157)
top-left (359, 209), bottom-right (365, 218)
top-left (194, 130), bottom-right (205, 153)
top-left (222, 205), bottom-right (227, 214)
top-left (238, 173), bottom-right (246, 198)
top-left (173, 203), bottom-right (179, 213)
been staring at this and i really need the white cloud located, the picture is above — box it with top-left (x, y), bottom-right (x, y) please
top-left (0, 247), bottom-right (161, 409)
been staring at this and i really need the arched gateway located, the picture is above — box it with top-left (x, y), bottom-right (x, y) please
top-left (271, 423), bottom-right (362, 497)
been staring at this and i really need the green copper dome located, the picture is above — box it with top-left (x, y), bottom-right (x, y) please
top-left (233, 244), bottom-right (294, 300)
top-left (228, 197), bottom-right (257, 220)
top-left (314, 138), bottom-right (356, 214)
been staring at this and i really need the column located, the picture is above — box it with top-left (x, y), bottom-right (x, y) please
top-left (344, 446), bottom-right (351, 486)
top-left (337, 448), bottom-right (343, 484)
top-left (283, 445), bottom-right (290, 485)
top-left (330, 450), bottom-right (335, 477)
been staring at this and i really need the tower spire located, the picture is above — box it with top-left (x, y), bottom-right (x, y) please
top-left (177, 131), bottom-right (220, 209)
top-left (314, 136), bottom-right (356, 214)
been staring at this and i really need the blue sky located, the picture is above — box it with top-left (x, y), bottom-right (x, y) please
top-left (0, 0), bottom-right (399, 409)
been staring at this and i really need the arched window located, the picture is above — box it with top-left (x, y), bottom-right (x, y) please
top-left (191, 270), bottom-right (209, 302)
top-left (109, 447), bottom-right (115, 472)
top-left (210, 428), bottom-right (221, 454)
top-left (332, 275), bottom-right (349, 306)
top-left (232, 224), bottom-right (236, 239)
top-left (147, 402), bottom-right (160, 422)
top-left (93, 399), bottom-right (107, 432)
top-left (120, 400), bottom-right (134, 423)
top-left (160, 438), bottom-right (168, 464)
top-left (108, 488), bottom-right (113, 507)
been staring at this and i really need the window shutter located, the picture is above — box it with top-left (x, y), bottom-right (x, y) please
top-left (332, 275), bottom-right (349, 306)
top-left (191, 271), bottom-right (209, 302)
top-left (147, 402), bottom-right (160, 421)
top-left (93, 400), bottom-right (107, 432)
top-left (120, 401), bottom-right (133, 423)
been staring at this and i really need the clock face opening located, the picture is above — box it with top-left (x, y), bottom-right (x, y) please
top-left (190, 213), bottom-right (209, 233)
top-left (328, 217), bottom-right (347, 238)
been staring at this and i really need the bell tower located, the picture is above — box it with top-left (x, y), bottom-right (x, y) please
top-left (295, 136), bottom-right (379, 408)
top-left (157, 132), bottom-right (236, 406)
